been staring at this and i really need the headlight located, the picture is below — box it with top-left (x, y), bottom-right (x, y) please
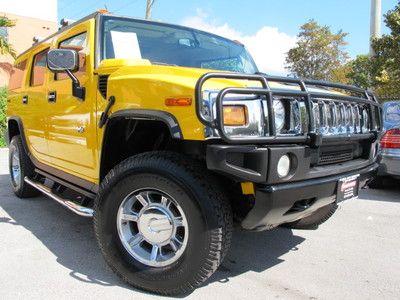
top-left (273, 100), bottom-right (285, 132)
top-left (202, 90), bottom-right (265, 138)
top-left (223, 105), bottom-right (247, 126)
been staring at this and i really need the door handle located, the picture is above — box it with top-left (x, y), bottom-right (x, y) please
top-left (22, 95), bottom-right (28, 104)
top-left (48, 91), bottom-right (57, 103)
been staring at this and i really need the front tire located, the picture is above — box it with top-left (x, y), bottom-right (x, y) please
top-left (9, 135), bottom-right (40, 198)
top-left (94, 152), bottom-right (233, 295)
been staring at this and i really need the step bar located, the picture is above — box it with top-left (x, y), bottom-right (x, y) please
top-left (24, 177), bottom-right (94, 218)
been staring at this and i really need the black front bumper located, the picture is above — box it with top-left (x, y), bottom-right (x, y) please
top-left (206, 144), bottom-right (379, 230)
top-left (241, 163), bottom-right (377, 230)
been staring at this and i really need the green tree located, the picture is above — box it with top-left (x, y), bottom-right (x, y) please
top-left (285, 20), bottom-right (349, 81)
top-left (0, 17), bottom-right (16, 59)
top-left (330, 62), bottom-right (353, 85)
top-left (347, 55), bottom-right (374, 89)
top-left (371, 1), bottom-right (400, 98)
top-left (0, 87), bottom-right (7, 147)
top-left (345, 3), bottom-right (400, 99)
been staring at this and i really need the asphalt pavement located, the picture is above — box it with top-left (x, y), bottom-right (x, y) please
top-left (0, 147), bottom-right (399, 300)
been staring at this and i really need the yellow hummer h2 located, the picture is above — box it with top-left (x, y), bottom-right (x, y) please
top-left (6, 11), bottom-right (381, 295)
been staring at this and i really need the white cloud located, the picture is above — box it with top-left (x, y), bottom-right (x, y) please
top-left (182, 9), bottom-right (297, 75)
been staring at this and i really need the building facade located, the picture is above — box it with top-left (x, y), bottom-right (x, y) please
top-left (0, 0), bottom-right (58, 86)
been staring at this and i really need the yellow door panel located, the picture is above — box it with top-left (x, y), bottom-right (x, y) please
top-left (46, 20), bottom-right (99, 183)
top-left (23, 46), bottom-right (51, 164)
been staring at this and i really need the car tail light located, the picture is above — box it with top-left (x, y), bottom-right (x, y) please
top-left (380, 128), bottom-right (400, 149)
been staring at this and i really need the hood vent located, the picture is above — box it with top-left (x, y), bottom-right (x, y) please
top-left (98, 75), bottom-right (109, 99)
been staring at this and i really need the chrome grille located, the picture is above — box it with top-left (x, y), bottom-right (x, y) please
top-left (195, 72), bottom-right (381, 144)
top-left (312, 100), bottom-right (370, 135)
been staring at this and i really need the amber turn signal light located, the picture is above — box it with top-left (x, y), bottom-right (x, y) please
top-left (165, 97), bottom-right (192, 106)
top-left (223, 105), bottom-right (247, 126)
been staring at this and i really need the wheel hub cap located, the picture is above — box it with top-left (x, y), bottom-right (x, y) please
top-left (10, 145), bottom-right (21, 189)
top-left (116, 189), bottom-right (189, 267)
top-left (138, 207), bottom-right (173, 244)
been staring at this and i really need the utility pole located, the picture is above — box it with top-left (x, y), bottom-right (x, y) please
top-left (370, 0), bottom-right (382, 57)
top-left (145, 0), bottom-right (155, 19)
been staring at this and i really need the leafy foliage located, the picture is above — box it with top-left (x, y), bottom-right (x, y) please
top-left (286, 3), bottom-right (400, 100)
top-left (285, 20), bottom-right (349, 81)
top-left (0, 17), bottom-right (16, 59)
top-left (330, 62), bottom-right (353, 85)
top-left (346, 55), bottom-right (375, 90)
top-left (0, 18), bottom-right (15, 27)
top-left (370, 1), bottom-right (400, 98)
top-left (0, 88), bottom-right (7, 147)
top-left (343, 2), bottom-right (400, 99)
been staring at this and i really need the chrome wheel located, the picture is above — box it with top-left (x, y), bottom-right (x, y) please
top-left (10, 145), bottom-right (21, 189)
top-left (117, 189), bottom-right (189, 267)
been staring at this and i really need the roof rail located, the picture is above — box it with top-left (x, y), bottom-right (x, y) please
top-left (60, 18), bottom-right (76, 28)
top-left (32, 36), bottom-right (44, 44)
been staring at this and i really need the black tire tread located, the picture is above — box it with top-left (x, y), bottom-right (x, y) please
top-left (284, 203), bottom-right (338, 230)
top-left (93, 151), bottom-right (233, 295)
top-left (10, 135), bottom-right (40, 198)
top-left (367, 177), bottom-right (385, 189)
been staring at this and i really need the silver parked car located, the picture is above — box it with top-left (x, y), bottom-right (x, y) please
top-left (370, 101), bottom-right (400, 188)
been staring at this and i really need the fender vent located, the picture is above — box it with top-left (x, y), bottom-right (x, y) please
top-left (98, 75), bottom-right (109, 99)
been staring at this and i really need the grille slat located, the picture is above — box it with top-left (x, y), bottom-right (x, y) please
top-left (312, 99), bottom-right (370, 136)
top-left (318, 150), bottom-right (354, 165)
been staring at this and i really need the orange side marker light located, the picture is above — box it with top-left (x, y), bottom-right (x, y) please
top-left (165, 98), bottom-right (192, 106)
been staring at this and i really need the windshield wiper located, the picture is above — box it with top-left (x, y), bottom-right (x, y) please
top-left (151, 61), bottom-right (178, 67)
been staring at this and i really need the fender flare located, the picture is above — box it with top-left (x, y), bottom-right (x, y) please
top-left (99, 109), bottom-right (183, 180)
top-left (7, 117), bottom-right (28, 152)
top-left (107, 109), bottom-right (183, 140)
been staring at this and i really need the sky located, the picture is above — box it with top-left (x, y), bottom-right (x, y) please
top-left (58, 0), bottom-right (398, 75)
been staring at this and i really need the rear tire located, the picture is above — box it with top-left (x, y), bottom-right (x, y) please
top-left (94, 152), bottom-right (233, 295)
top-left (367, 176), bottom-right (385, 189)
top-left (9, 135), bottom-right (40, 198)
top-left (283, 203), bottom-right (338, 230)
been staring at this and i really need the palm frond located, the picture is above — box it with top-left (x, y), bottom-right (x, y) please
top-left (0, 17), bottom-right (16, 28)
top-left (0, 17), bottom-right (17, 58)
top-left (0, 36), bottom-right (16, 59)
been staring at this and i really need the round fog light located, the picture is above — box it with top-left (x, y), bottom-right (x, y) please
top-left (277, 154), bottom-right (291, 178)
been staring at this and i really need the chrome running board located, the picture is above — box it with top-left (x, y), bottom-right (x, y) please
top-left (24, 177), bottom-right (94, 218)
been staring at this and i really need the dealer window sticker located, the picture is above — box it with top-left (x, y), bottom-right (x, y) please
top-left (110, 31), bottom-right (142, 59)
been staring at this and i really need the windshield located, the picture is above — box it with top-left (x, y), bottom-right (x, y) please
top-left (101, 17), bottom-right (258, 74)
